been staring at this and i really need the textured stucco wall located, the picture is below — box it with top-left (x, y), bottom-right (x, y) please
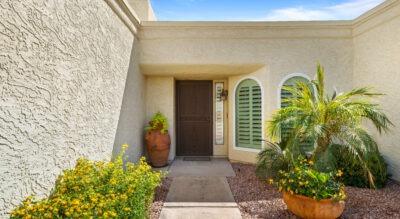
top-left (139, 22), bottom-right (354, 163)
top-left (127, 0), bottom-right (157, 21)
top-left (353, 1), bottom-right (400, 180)
top-left (0, 0), bottom-right (134, 215)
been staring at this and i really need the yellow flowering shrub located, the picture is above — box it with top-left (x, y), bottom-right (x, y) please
top-left (10, 144), bottom-right (164, 218)
top-left (270, 156), bottom-right (346, 201)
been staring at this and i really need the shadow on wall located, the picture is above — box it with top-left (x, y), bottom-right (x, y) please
top-left (112, 38), bottom-right (147, 163)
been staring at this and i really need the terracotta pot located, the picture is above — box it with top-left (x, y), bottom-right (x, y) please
top-left (283, 191), bottom-right (345, 219)
top-left (145, 127), bottom-right (170, 167)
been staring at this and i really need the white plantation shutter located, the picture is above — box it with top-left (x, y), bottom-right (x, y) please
top-left (280, 76), bottom-right (314, 152)
top-left (236, 79), bottom-right (262, 149)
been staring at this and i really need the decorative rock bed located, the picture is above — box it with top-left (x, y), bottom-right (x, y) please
top-left (151, 163), bottom-right (400, 218)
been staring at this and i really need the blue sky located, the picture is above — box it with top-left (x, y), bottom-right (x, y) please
top-left (150, 0), bottom-right (385, 21)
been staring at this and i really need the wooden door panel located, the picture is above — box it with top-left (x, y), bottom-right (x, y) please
top-left (177, 123), bottom-right (212, 156)
top-left (176, 81), bottom-right (212, 156)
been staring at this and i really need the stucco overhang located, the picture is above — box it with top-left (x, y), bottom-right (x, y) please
top-left (140, 63), bottom-right (265, 79)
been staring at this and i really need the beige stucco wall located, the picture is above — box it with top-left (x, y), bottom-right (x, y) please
top-left (140, 22), bottom-right (354, 163)
top-left (145, 77), bottom-right (176, 160)
top-left (0, 0), bottom-right (137, 215)
top-left (353, 0), bottom-right (400, 181)
top-left (113, 39), bottom-right (146, 163)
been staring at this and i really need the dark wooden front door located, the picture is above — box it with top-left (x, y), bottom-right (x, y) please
top-left (176, 80), bottom-right (213, 156)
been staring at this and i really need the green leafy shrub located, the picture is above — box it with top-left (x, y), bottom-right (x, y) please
top-left (10, 144), bottom-right (164, 218)
top-left (256, 142), bottom-right (291, 180)
top-left (270, 156), bottom-right (345, 201)
top-left (145, 111), bottom-right (168, 134)
top-left (332, 145), bottom-right (389, 188)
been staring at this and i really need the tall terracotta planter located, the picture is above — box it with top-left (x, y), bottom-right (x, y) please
top-left (145, 126), bottom-right (171, 167)
top-left (283, 191), bottom-right (345, 219)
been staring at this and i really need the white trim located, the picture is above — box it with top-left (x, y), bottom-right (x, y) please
top-left (233, 76), bottom-right (265, 152)
top-left (277, 73), bottom-right (312, 109)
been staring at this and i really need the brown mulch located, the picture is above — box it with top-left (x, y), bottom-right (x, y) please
top-left (150, 177), bottom-right (172, 219)
top-left (227, 162), bottom-right (400, 219)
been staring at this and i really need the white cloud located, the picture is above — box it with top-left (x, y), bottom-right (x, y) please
top-left (328, 0), bottom-right (385, 17)
top-left (262, 7), bottom-right (335, 21)
top-left (260, 0), bottom-right (385, 21)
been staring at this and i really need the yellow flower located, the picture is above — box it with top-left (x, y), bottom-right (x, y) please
top-left (278, 186), bottom-right (282, 192)
top-left (18, 210), bottom-right (25, 216)
top-left (109, 211), bottom-right (117, 217)
top-left (65, 212), bottom-right (70, 216)
top-left (299, 181), bottom-right (303, 186)
top-left (312, 190), bottom-right (316, 194)
top-left (313, 196), bottom-right (316, 200)
top-left (305, 180), bottom-right (309, 185)
top-left (308, 160), bottom-right (314, 165)
top-left (268, 178), bottom-right (274, 184)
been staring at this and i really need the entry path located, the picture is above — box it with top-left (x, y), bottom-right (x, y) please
top-left (159, 157), bottom-right (242, 219)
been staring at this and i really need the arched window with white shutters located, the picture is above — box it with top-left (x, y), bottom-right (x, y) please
top-left (235, 79), bottom-right (262, 150)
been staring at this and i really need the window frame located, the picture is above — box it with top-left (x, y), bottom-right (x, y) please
top-left (278, 73), bottom-right (316, 152)
top-left (277, 73), bottom-right (312, 109)
top-left (233, 77), bottom-right (264, 152)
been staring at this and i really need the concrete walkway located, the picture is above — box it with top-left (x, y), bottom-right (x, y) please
top-left (159, 157), bottom-right (242, 219)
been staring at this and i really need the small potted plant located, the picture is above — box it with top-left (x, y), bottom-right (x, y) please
top-left (270, 156), bottom-right (346, 219)
top-left (145, 111), bottom-right (170, 167)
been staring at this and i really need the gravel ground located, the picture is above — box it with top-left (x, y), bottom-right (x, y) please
top-left (227, 162), bottom-right (400, 219)
top-left (150, 163), bottom-right (400, 219)
top-left (150, 177), bottom-right (172, 219)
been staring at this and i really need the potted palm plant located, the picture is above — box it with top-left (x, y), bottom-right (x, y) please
top-left (263, 63), bottom-right (392, 218)
top-left (145, 111), bottom-right (170, 167)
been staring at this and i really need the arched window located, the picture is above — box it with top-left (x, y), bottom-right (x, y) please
top-left (235, 79), bottom-right (262, 150)
top-left (280, 75), bottom-right (314, 152)
top-left (280, 76), bottom-right (311, 108)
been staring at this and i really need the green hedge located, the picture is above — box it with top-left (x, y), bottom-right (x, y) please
top-left (332, 145), bottom-right (389, 189)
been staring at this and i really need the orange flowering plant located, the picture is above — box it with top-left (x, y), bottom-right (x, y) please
top-left (10, 144), bottom-right (165, 218)
top-left (270, 156), bottom-right (346, 201)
